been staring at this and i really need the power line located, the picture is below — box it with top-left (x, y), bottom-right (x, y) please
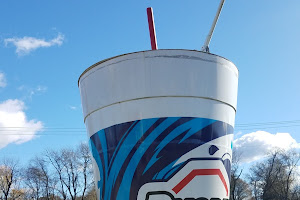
top-left (0, 133), bottom-right (85, 135)
top-left (1, 119), bottom-right (300, 130)
top-left (0, 119), bottom-right (299, 135)
top-left (0, 127), bottom-right (85, 129)
top-left (235, 120), bottom-right (300, 127)
top-left (235, 120), bottom-right (300, 131)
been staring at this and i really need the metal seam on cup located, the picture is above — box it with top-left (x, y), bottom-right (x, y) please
top-left (83, 95), bottom-right (237, 123)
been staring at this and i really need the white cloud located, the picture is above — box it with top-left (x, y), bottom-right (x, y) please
top-left (0, 72), bottom-right (6, 88)
top-left (36, 85), bottom-right (47, 92)
top-left (69, 105), bottom-right (77, 110)
top-left (0, 99), bottom-right (43, 149)
top-left (17, 85), bottom-right (47, 100)
top-left (4, 33), bottom-right (64, 55)
top-left (233, 131), bottom-right (300, 163)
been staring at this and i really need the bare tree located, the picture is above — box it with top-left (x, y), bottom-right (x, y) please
top-left (0, 143), bottom-right (93, 200)
top-left (248, 150), bottom-right (283, 200)
top-left (45, 144), bottom-right (93, 200)
top-left (24, 166), bottom-right (43, 200)
top-left (60, 148), bottom-right (80, 200)
top-left (9, 188), bottom-right (25, 200)
top-left (31, 156), bottom-right (54, 199)
top-left (0, 158), bottom-right (20, 200)
top-left (230, 149), bottom-right (243, 200)
top-left (233, 178), bottom-right (252, 200)
top-left (230, 149), bottom-right (252, 200)
top-left (281, 151), bottom-right (300, 200)
top-left (77, 143), bottom-right (93, 200)
top-left (248, 149), bottom-right (300, 200)
top-left (291, 185), bottom-right (300, 200)
top-left (45, 150), bottom-right (68, 200)
top-left (84, 186), bottom-right (97, 200)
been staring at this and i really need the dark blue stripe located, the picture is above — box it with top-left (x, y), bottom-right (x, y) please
top-left (110, 118), bottom-right (166, 200)
top-left (107, 121), bottom-right (139, 174)
top-left (129, 117), bottom-right (194, 200)
top-left (90, 132), bottom-right (106, 200)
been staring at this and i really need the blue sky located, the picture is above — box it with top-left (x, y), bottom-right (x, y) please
top-left (0, 0), bottom-right (300, 165)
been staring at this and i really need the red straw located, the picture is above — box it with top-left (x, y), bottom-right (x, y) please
top-left (147, 7), bottom-right (158, 50)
